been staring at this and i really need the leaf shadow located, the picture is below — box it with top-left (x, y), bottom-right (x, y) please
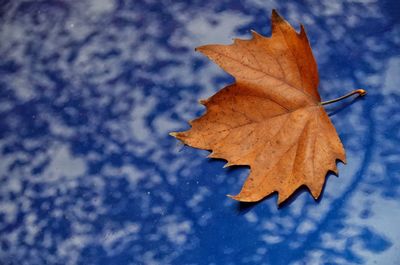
top-left (207, 136), bottom-right (347, 214)
top-left (236, 197), bottom-right (267, 214)
top-left (233, 165), bottom-right (341, 214)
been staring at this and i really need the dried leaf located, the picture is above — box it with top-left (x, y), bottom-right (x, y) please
top-left (171, 10), bottom-right (346, 205)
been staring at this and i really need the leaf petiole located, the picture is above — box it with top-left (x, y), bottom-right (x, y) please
top-left (320, 89), bottom-right (367, 106)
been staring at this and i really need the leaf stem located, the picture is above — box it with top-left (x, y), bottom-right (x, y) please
top-left (321, 89), bottom-right (367, 106)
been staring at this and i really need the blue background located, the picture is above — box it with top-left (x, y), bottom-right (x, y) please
top-left (0, 0), bottom-right (400, 264)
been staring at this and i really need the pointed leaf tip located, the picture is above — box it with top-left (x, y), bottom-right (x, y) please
top-left (169, 132), bottom-right (178, 137)
top-left (195, 45), bottom-right (207, 53)
top-left (250, 29), bottom-right (262, 39)
top-left (271, 9), bottom-right (283, 22)
top-left (277, 194), bottom-right (288, 206)
top-left (299, 24), bottom-right (306, 37)
top-left (227, 194), bottom-right (243, 202)
top-left (199, 99), bottom-right (209, 105)
top-left (223, 162), bottom-right (234, 168)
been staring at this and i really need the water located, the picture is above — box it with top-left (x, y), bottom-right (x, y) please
top-left (0, 0), bottom-right (399, 264)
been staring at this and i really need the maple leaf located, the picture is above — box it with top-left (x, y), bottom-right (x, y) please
top-left (171, 10), bottom-right (365, 205)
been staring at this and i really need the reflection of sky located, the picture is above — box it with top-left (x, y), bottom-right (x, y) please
top-left (0, 0), bottom-right (399, 264)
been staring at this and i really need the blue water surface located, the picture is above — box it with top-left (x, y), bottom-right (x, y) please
top-left (0, 0), bottom-right (400, 264)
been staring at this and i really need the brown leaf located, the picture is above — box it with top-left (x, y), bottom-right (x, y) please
top-left (171, 10), bottom-right (346, 205)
